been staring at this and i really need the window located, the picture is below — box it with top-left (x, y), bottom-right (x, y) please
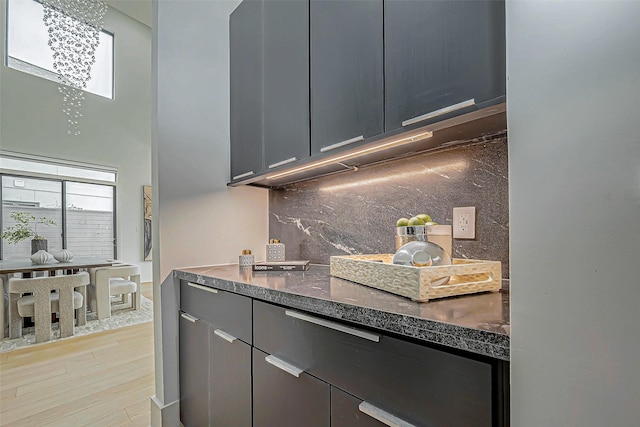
top-left (65, 182), bottom-right (115, 258)
top-left (1, 154), bottom-right (117, 260)
top-left (6, 0), bottom-right (114, 99)
top-left (0, 154), bottom-right (117, 182)
top-left (1, 176), bottom-right (63, 259)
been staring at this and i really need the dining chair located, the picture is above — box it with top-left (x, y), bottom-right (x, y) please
top-left (8, 272), bottom-right (89, 343)
top-left (98, 260), bottom-right (130, 304)
top-left (88, 264), bottom-right (141, 320)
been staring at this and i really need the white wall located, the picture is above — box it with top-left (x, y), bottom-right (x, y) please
top-left (153, 0), bottom-right (268, 282)
top-left (0, 1), bottom-right (153, 281)
top-left (507, 2), bottom-right (640, 426)
top-left (151, 0), bottom-right (269, 422)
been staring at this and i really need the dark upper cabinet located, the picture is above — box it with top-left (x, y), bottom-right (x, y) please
top-left (229, 0), bottom-right (506, 186)
top-left (230, 0), bottom-right (263, 182)
top-left (262, 0), bottom-right (310, 171)
top-left (384, 0), bottom-right (506, 132)
top-left (310, 0), bottom-right (383, 156)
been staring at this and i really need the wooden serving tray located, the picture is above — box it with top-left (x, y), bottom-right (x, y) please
top-left (330, 254), bottom-right (501, 302)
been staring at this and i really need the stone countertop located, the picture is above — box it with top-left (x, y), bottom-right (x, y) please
top-left (173, 264), bottom-right (510, 361)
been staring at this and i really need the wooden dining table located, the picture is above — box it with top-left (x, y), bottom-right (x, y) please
top-left (0, 256), bottom-right (114, 277)
top-left (0, 257), bottom-right (114, 339)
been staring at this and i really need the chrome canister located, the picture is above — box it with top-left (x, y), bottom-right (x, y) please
top-left (395, 225), bottom-right (427, 250)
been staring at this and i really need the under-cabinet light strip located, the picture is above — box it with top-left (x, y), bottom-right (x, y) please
top-left (266, 131), bottom-right (433, 180)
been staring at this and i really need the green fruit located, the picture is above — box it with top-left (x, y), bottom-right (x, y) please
top-left (416, 214), bottom-right (432, 224)
top-left (407, 216), bottom-right (426, 226)
top-left (396, 217), bottom-right (410, 227)
top-left (424, 221), bottom-right (438, 226)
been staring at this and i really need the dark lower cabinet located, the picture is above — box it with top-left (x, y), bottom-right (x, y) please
top-left (331, 387), bottom-right (386, 427)
top-left (210, 328), bottom-right (252, 427)
top-left (179, 315), bottom-right (253, 427)
top-left (385, 0), bottom-right (506, 132)
top-left (180, 294), bottom-right (509, 427)
top-left (180, 281), bottom-right (252, 344)
top-left (254, 301), bottom-right (494, 427)
top-left (179, 284), bottom-right (252, 427)
top-left (179, 314), bottom-right (210, 427)
top-left (253, 347), bottom-right (330, 427)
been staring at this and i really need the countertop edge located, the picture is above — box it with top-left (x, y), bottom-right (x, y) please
top-left (173, 269), bottom-right (510, 361)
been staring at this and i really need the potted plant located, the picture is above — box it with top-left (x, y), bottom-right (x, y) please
top-left (1, 212), bottom-right (56, 254)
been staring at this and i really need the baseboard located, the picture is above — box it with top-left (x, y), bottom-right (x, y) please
top-left (150, 395), bottom-right (179, 427)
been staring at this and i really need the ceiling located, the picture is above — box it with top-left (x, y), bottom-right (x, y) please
top-left (105, 0), bottom-right (152, 28)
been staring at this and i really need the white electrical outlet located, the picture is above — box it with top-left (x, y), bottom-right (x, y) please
top-left (453, 206), bottom-right (476, 239)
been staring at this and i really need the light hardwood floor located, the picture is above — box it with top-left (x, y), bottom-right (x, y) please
top-left (0, 282), bottom-right (155, 427)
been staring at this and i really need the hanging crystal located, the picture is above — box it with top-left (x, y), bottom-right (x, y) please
top-left (42, 0), bottom-right (108, 135)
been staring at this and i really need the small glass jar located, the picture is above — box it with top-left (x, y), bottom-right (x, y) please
top-left (266, 239), bottom-right (285, 262)
top-left (239, 249), bottom-right (254, 267)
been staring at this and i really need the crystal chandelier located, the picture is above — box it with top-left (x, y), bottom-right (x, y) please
top-left (42, 0), bottom-right (108, 135)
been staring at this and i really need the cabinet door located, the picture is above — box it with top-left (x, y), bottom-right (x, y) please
top-left (385, 0), bottom-right (506, 132)
top-left (310, 0), bottom-right (383, 155)
top-left (263, 0), bottom-right (310, 171)
top-left (180, 281), bottom-right (253, 344)
top-left (253, 347), bottom-right (330, 427)
top-left (210, 328), bottom-right (252, 427)
top-left (179, 313), bottom-right (210, 427)
top-left (230, 0), bottom-right (263, 182)
top-left (254, 301), bottom-right (493, 426)
top-left (331, 387), bottom-right (386, 427)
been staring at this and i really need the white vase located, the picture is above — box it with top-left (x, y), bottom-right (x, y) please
top-left (53, 249), bottom-right (74, 262)
top-left (31, 250), bottom-right (54, 265)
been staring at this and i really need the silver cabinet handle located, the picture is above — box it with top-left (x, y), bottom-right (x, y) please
top-left (285, 310), bottom-right (380, 342)
top-left (402, 98), bottom-right (476, 127)
top-left (268, 157), bottom-right (298, 169)
top-left (180, 313), bottom-right (198, 323)
top-left (214, 329), bottom-right (237, 343)
top-left (232, 171), bottom-right (255, 180)
top-left (359, 402), bottom-right (416, 427)
top-left (187, 282), bottom-right (218, 294)
top-left (265, 354), bottom-right (304, 378)
top-left (320, 135), bottom-right (364, 153)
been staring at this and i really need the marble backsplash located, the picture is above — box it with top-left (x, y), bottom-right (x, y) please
top-left (269, 133), bottom-right (509, 278)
